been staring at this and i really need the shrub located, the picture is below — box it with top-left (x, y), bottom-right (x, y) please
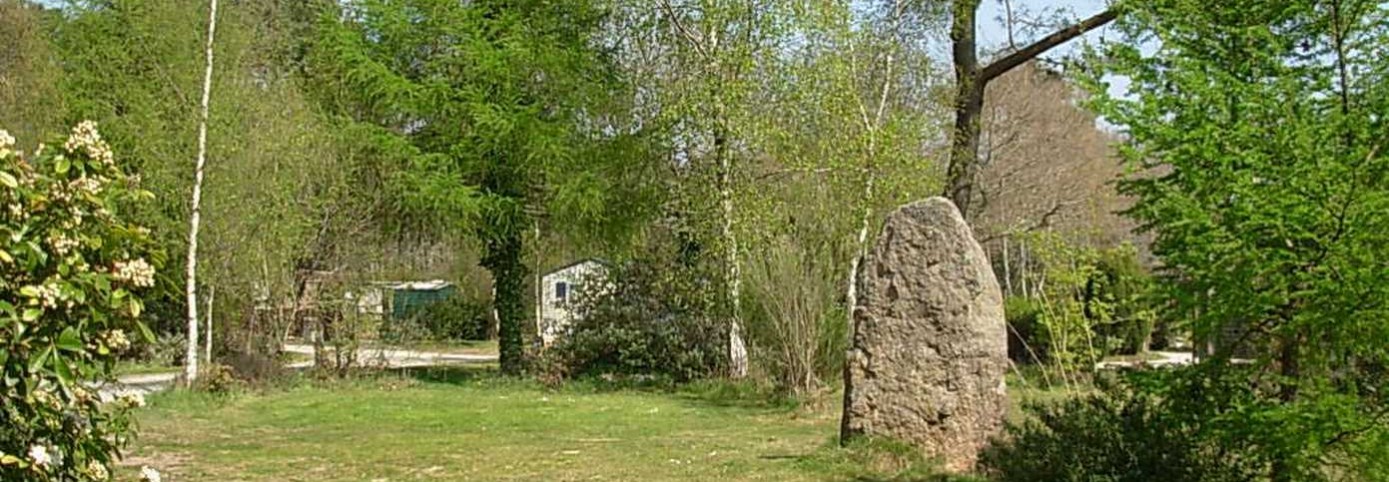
top-left (0, 123), bottom-right (163, 481)
top-left (1004, 296), bottom-right (1046, 364)
top-left (415, 295), bottom-right (491, 341)
top-left (549, 254), bottom-right (726, 382)
top-left (981, 367), bottom-right (1267, 482)
top-left (744, 236), bottom-right (846, 395)
top-left (379, 295), bottom-right (492, 343)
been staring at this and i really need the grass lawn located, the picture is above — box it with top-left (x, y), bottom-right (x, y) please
top-left (125, 368), bottom-right (968, 481)
top-left (114, 360), bottom-right (178, 377)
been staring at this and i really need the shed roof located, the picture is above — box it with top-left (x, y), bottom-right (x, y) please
top-left (390, 280), bottom-right (453, 291)
top-left (543, 258), bottom-right (610, 277)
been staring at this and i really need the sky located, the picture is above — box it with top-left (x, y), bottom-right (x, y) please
top-left (30, 0), bottom-right (1136, 104)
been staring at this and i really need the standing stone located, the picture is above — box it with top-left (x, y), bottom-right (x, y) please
top-left (840, 197), bottom-right (1008, 473)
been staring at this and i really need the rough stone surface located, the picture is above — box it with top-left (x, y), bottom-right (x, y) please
top-left (840, 197), bottom-right (1008, 473)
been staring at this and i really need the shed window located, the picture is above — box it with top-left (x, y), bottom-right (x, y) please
top-left (555, 281), bottom-right (569, 301)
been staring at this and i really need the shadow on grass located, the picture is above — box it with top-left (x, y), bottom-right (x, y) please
top-left (381, 365), bottom-right (806, 412)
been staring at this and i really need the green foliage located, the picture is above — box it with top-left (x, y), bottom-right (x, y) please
top-left (310, 0), bottom-right (654, 374)
top-left (1080, 1), bottom-right (1389, 477)
top-left (548, 254), bottom-right (726, 383)
top-left (981, 370), bottom-right (1262, 482)
top-left (744, 235), bottom-right (847, 395)
top-left (0, 123), bottom-right (163, 481)
top-left (382, 295), bottom-right (492, 343)
top-left (1013, 235), bottom-right (1157, 380)
top-left (1004, 296), bottom-right (1046, 364)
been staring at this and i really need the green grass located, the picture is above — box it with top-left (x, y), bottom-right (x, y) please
top-left (124, 368), bottom-right (973, 481)
top-left (365, 339), bottom-right (500, 356)
top-left (114, 360), bottom-right (177, 377)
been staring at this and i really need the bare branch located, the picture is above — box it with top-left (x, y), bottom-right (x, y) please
top-left (980, 8), bottom-right (1117, 83)
top-left (658, 0), bottom-right (709, 60)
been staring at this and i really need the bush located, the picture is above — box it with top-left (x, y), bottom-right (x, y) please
top-left (1004, 296), bottom-right (1046, 364)
top-left (379, 295), bottom-right (491, 343)
top-left (981, 367), bottom-right (1267, 482)
top-left (0, 123), bottom-right (163, 481)
top-left (416, 295), bottom-right (491, 341)
top-left (547, 254), bottom-right (726, 382)
top-left (744, 236), bottom-right (846, 395)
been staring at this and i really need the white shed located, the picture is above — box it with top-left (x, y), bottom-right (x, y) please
top-left (538, 259), bottom-right (609, 346)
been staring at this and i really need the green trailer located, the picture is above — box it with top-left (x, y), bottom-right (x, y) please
top-left (390, 280), bottom-right (457, 320)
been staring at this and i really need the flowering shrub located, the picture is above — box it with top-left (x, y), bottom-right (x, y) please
top-left (0, 123), bottom-right (163, 481)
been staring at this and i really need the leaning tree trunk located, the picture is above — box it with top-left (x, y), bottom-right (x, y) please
top-left (484, 227), bottom-right (528, 376)
top-left (184, 0), bottom-right (219, 386)
top-left (941, 1), bottom-right (1119, 220)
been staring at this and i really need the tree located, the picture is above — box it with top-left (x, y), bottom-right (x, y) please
top-left (311, 0), bottom-right (650, 375)
top-left (0, 122), bottom-right (163, 482)
top-left (0, 0), bottom-right (64, 145)
top-left (940, 0), bottom-right (1119, 219)
top-left (1083, 1), bottom-right (1389, 477)
top-left (183, 0), bottom-right (218, 385)
top-left (651, 0), bottom-right (792, 378)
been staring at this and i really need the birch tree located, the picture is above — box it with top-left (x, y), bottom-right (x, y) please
top-left (184, 0), bottom-right (218, 384)
top-left (653, 0), bottom-right (803, 378)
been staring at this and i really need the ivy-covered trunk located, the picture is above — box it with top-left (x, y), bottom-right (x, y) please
top-left (483, 225), bottom-right (528, 376)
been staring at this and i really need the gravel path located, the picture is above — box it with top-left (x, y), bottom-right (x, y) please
top-left (99, 344), bottom-right (498, 399)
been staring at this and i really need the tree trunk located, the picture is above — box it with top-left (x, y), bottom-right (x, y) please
top-left (205, 285), bottom-right (214, 365)
top-left (846, 173), bottom-right (875, 330)
top-left (943, 0), bottom-right (984, 217)
top-left (717, 124), bottom-right (749, 378)
top-left (184, 0), bottom-right (219, 386)
top-left (484, 227), bottom-right (528, 376)
top-left (1002, 235), bottom-right (1013, 296)
top-left (941, 1), bottom-right (1119, 220)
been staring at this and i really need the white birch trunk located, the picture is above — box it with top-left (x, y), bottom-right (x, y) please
top-left (1002, 235), bottom-right (1012, 296)
top-left (722, 147), bottom-right (748, 378)
top-left (204, 285), bottom-right (214, 365)
top-left (184, 0), bottom-right (219, 385)
top-left (845, 174), bottom-right (875, 327)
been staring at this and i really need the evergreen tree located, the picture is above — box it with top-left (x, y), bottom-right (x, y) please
top-left (310, 0), bottom-right (648, 374)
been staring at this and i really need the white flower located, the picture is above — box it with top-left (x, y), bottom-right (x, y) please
top-left (63, 121), bottom-right (114, 166)
top-left (0, 130), bottom-right (14, 149)
top-left (86, 460), bottom-right (109, 479)
top-left (140, 465), bottom-right (162, 482)
top-left (104, 329), bottom-right (131, 352)
top-left (27, 444), bottom-right (51, 468)
top-left (47, 233), bottom-right (80, 256)
top-left (112, 258), bottom-right (156, 288)
top-left (120, 391), bottom-right (146, 408)
top-left (32, 283), bottom-right (63, 310)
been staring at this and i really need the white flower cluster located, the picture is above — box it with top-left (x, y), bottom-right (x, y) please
top-left (140, 465), bottom-right (162, 482)
top-left (120, 392), bottom-right (146, 408)
top-left (101, 329), bottom-right (131, 352)
top-left (62, 121), bottom-right (114, 166)
top-left (84, 460), bottom-right (108, 480)
top-left (69, 176), bottom-right (104, 196)
top-left (33, 283), bottom-right (63, 310)
top-left (47, 233), bottom-right (80, 256)
top-left (31, 388), bottom-right (62, 411)
top-left (28, 444), bottom-right (51, 469)
top-left (112, 258), bottom-right (155, 288)
top-left (0, 129), bottom-right (14, 158)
